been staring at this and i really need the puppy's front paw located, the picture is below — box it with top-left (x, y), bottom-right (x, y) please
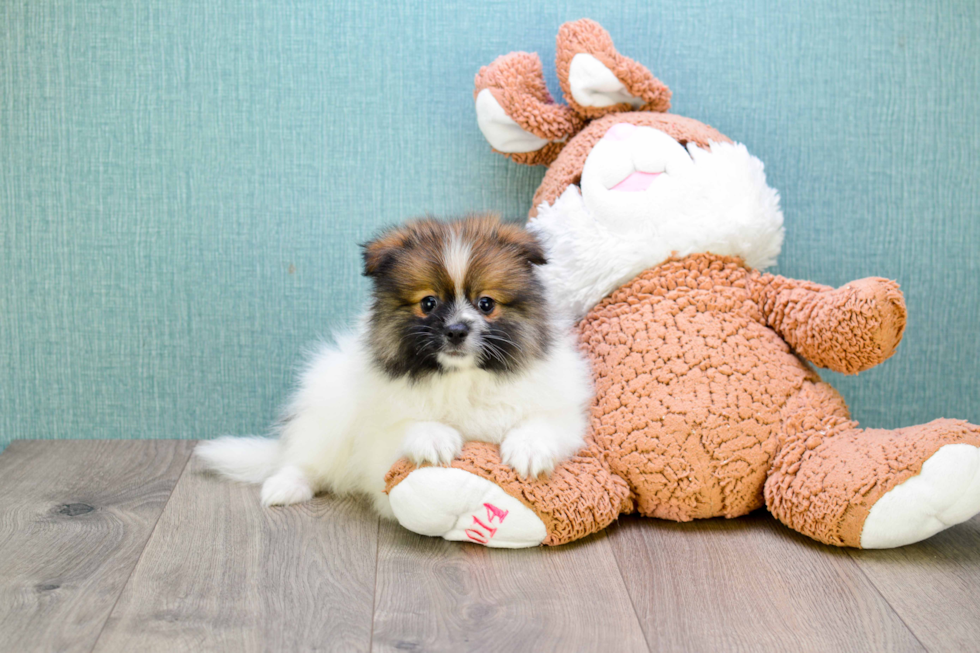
top-left (401, 422), bottom-right (463, 466)
top-left (500, 427), bottom-right (563, 479)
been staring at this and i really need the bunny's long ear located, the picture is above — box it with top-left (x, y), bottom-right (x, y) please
top-left (556, 19), bottom-right (671, 119)
top-left (474, 52), bottom-right (585, 166)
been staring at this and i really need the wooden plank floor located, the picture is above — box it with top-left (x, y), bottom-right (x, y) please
top-left (1, 441), bottom-right (978, 652)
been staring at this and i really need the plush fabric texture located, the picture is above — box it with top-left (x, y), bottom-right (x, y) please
top-left (386, 465), bottom-right (551, 547)
top-left (474, 52), bottom-right (584, 165)
top-left (860, 443), bottom-right (980, 548)
top-left (386, 439), bottom-right (633, 546)
top-left (556, 19), bottom-right (671, 118)
top-left (753, 274), bottom-right (907, 375)
top-left (529, 113), bottom-right (729, 216)
top-left (529, 143), bottom-right (784, 320)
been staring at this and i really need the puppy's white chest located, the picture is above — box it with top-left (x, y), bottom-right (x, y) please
top-left (454, 403), bottom-right (523, 442)
top-left (417, 374), bottom-right (524, 442)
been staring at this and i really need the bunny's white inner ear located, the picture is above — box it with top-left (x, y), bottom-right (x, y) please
top-left (475, 89), bottom-right (550, 153)
top-left (568, 53), bottom-right (643, 109)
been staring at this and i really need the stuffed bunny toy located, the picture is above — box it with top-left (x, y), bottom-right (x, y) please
top-left (383, 19), bottom-right (980, 549)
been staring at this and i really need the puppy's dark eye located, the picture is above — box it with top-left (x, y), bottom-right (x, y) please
top-left (477, 297), bottom-right (496, 314)
top-left (420, 296), bottom-right (438, 314)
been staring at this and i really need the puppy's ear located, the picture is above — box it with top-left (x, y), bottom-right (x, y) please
top-left (498, 222), bottom-right (547, 266)
top-left (361, 227), bottom-right (409, 278)
top-left (521, 237), bottom-right (547, 266)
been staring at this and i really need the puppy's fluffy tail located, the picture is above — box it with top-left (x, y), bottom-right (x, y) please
top-left (195, 436), bottom-right (280, 484)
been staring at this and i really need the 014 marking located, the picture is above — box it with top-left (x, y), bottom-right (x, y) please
top-left (465, 503), bottom-right (509, 544)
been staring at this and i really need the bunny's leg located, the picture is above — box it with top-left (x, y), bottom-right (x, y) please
top-left (766, 380), bottom-right (980, 547)
top-left (385, 440), bottom-right (632, 547)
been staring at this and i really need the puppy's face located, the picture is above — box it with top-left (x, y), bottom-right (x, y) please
top-left (362, 215), bottom-right (551, 380)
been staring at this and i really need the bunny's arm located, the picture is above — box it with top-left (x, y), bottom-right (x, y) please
top-left (750, 273), bottom-right (907, 374)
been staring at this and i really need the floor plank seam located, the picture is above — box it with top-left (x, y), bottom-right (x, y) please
top-left (85, 442), bottom-right (196, 653)
top-left (845, 550), bottom-right (930, 652)
top-left (607, 528), bottom-right (654, 653)
top-left (367, 516), bottom-right (381, 653)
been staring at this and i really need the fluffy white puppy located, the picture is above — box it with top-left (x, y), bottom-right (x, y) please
top-left (196, 215), bottom-right (592, 518)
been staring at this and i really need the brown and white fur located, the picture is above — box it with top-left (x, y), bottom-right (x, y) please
top-left (195, 215), bottom-right (592, 518)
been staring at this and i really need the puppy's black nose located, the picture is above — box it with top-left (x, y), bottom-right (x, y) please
top-left (444, 323), bottom-right (470, 345)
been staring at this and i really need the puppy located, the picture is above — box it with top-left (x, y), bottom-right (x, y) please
top-left (195, 215), bottom-right (592, 518)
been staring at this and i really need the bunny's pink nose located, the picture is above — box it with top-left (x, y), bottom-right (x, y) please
top-left (602, 123), bottom-right (637, 141)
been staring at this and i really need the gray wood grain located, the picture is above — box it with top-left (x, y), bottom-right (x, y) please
top-left (608, 512), bottom-right (925, 653)
top-left (0, 439), bottom-right (193, 653)
top-left (4, 441), bottom-right (977, 652)
top-left (371, 521), bottom-right (649, 653)
top-left (91, 454), bottom-right (379, 653)
top-left (847, 515), bottom-right (980, 652)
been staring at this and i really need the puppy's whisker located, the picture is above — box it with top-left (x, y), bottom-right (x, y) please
top-left (481, 339), bottom-right (517, 366)
top-left (479, 345), bottom-right (506, 367)
top-left (483, 333), bottom-right (525, 354)
top-left (483, 333), bottom-right (519, 345)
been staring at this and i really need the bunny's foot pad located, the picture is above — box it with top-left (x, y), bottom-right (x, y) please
top-left (862, 444), bottom-right (980, 548)
top-left (388, 467), bottom-right (546, 548)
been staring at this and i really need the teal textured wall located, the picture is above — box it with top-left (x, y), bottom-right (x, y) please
top-left (1, 1), bottom-right (978, 452)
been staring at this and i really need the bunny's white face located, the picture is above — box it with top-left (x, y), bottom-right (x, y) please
top-left (528, 134), bottom-right (785, 320)
top-left (579, 123), bottom-right (697, 234)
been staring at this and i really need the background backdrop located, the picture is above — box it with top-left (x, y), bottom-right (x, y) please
top-left (2, 0), bottom-right (978, 452)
